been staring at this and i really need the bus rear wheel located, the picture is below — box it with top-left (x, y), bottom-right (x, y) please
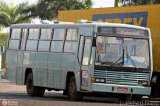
top-left (26, 73), bottom-right (45, 97)
top-left (67, 76), bottom-right (83, 100)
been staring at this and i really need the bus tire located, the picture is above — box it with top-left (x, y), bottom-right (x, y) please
top-left (151, 86), bottom-right (160, 98)
top-left (26, 73), bottom-right (45, 97)
top-left (119, 94), bottom-right (132, 102)
top-left (67, 76), bottom-right (83, 100)
top-left (132, 95), bottom-right (142, 101)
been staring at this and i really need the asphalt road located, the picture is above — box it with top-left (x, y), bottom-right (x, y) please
top-left (0, 79), bottom-right (160, 106)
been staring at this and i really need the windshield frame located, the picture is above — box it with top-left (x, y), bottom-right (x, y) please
top-left (94, 32), bottom-right (151, 71)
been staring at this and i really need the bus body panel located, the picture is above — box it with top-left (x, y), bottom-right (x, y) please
top-left (48, 53), bottom-right (62, 88)
top-left (6, 50), bottom-right (18, 84)
top-left (91, 83), bottom-right (151, 95)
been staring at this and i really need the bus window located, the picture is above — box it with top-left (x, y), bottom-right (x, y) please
top-left (64, 29), bottom-right (78, 53)
top-left (38, 29), bottom-right (52, 52)
top-left (26, 29), bottom-right (39, 51)
top-left (51, 41), bottom-right (63, 52)
top-left (41, 29), bottom-right (52, 40)
top-left (11, 28), bottom-right (21, 39)
top-left (21, 29), bottom-right (28, 50)
top-left (53, 29), bottom-right (65, 40)
top-left (9, 28), bottom-right (21, 49)
top-left (9, 40), bottom-right (20, 49)
top-left (28, 29), bottom-right (39, 39)
top-left (26, 40), bottom-right (38, 51)
top-left (66, 29), bottom-right (77, 41)
top-left (50, 29), bottom-right (65, 52)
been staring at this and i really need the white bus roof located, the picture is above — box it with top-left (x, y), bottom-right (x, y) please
top-left (10, 22), bottom-right (148, 30)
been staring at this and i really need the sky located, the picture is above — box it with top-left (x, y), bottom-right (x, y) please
top-left (4, 0), bottom-right (115, 8)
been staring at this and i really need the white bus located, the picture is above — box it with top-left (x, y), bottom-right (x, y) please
top-left (6, 21), bottom-right (152, 101)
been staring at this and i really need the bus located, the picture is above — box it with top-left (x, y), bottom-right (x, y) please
top-left (6, 21), bottom-right (152, 101)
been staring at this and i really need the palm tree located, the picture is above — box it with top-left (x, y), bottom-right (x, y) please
top-left (22, 0), bottom-right (93, 20)
top-left (0, 1), bottom-right (31, 27)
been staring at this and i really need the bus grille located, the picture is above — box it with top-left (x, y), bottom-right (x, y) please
top-left (94, 70), bottom-right (150, 85)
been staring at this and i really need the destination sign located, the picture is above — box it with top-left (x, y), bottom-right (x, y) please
top-left (98, 27), bottom-right (148, 36)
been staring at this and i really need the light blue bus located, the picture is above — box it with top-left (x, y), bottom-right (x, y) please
top-left (6, 22), bottom-right (152, 101)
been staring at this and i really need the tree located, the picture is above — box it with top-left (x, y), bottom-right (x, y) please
top-left (118, 0), bottom-right (160, 6)
top-left (0, 1), bottom-right (31, 27)
top-left (114, 0), bottom-right (119, 7)
top-left (22, 0), bottom-right (93, 20)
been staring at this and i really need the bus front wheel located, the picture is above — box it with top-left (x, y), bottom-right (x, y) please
top-left (26, 73), bottom-right (45, 97)
top-left (67, 76), bottom-right (83, 100)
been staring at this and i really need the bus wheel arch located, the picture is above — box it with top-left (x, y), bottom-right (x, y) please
top-left (24, 68), bottom-right (33, 85)
top-left (65, 72), bottom-right (75, 93)
top-left (25, 68), bottom-right (45, 97)
top-left (151, 72), bottom-right (160, 98)
top-left (65, 72), bottom-right (83, 100)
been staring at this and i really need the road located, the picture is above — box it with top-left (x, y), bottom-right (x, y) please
top-left (0, 79), bottom-right (160, 106)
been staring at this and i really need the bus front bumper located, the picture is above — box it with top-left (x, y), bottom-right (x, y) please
top-left (91, 83), bottom-right (151, 95)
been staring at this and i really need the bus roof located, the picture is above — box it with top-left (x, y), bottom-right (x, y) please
top-left (10, 22), bottom-right (149, 30)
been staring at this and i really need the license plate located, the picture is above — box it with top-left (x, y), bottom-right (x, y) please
top-left (117, 87), bottom-right (128, 92)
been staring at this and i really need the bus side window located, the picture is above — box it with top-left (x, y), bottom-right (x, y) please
top-left (26, 29), bottom-right (39, 51)
top-left (21, 29), bottom-right (28, 50)
top-left (9, 28), bottom-right (21, 49)
top-left (38, 29), bottom-right (52, 52)
top-left (51, 29), bottom-right (65, 52)
top-left (64, 29), bottom-right (78, 53)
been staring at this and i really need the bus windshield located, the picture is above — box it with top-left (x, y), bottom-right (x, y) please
top-left (96, 36), bottom-right (150, 69)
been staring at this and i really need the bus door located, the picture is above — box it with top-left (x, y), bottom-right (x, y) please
top-left (78, 36), bottom-right (92, 90)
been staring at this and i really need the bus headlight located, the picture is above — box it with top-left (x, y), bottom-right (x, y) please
top-left (138, 80), bottom-right (150, 86)
top-left (91, 77), bottom-right (106, 83)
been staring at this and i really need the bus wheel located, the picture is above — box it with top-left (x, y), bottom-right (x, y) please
top-left (119, 94), bottom-right (132, 102)
top-left (132, 95), bottom-right (142, 101)
top-left (26, 73), bottom-right (37, 96)
top-left (151, 86), bottom-right (160, 98)
top-left (26, 73), bottom-right (45, 97)
top-left (67, 76), bottom-right (83, 100)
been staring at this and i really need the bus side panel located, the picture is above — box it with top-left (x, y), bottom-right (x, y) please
top-left (35, 53), bottom-right (48, 87)
top-left (48, 53), bottom-right (61, 89)
top-left (61, 54), bottom-right (76, 89)
top-left (6, 50), bottom-right (18, 83)
top-left (16, 51), bottom-right (24, 85)
top-left (23, 52), bottom-right (36, 84)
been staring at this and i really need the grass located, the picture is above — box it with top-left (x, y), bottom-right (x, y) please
top-left (0, 32), bottom-right (8, 69)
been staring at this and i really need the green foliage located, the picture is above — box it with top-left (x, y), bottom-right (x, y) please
top-left (114, 0), bottom-right (119, 7)
top-left (0, 32), bottom-right (8, 48)
top-left (0, 32), bottom-right (8, 69)
top-left (22, 0), bottom-right (93, 20)
top-left (0, 1), bottom-right (31, 27)
top-left (116, 0), bottom-right (160, 6)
